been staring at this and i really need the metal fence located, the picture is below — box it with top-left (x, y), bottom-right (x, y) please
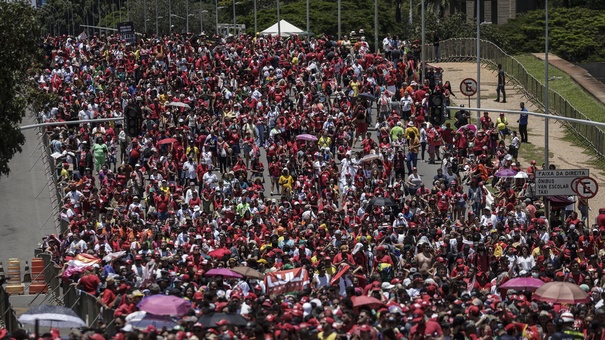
top-left (0, 286), bottom-right (19, 333)
top-left (426, 38), bottom-right (605, 159)
top-left (63, 285), bottom-right (117, 334)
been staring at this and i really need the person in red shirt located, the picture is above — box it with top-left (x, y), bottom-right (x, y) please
top-left (409, 309), bottom-right (444, 340)
top-left (76, 267), bottom-right (101, 295)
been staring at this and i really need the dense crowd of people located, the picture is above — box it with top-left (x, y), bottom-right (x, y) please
top-left (12, 29), bottom-right (605, 340)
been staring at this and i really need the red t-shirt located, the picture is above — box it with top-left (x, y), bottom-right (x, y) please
top-left (410, 320), bottom-right (443, 338)
top-left (79, 274), bottom-right (100, 295)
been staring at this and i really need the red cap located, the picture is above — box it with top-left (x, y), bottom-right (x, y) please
top-left (412, 309), bottom-right (424, 323)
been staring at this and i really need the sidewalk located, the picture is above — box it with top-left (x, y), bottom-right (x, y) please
top-left (438, 61), bottom-right (605, 213)
top-left (532, 53), bottom-right (605, 106)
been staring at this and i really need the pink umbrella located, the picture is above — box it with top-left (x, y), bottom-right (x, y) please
top-left (137, 295), bottom-right (191, 316)
top-left (533, 282), bottom-right (590, 304)
top-left (205, 268), bottom-right (243, 279)
top-left (457, 124), bottom-right (477, 134)
top-left (296, 134), bottom-right (318, 142)
top-left (500, 277), bottom-right (545, 291)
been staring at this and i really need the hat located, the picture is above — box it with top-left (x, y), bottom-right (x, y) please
top-left (216, 319), bottom-right (230, 326)
top-left (560, 311), bottom-right (574, 323)
top-left (381, 282), bottom-right (395, 290)
top-left (412, 309), bottom-right (424, 323)
top-left (131, 290), bottom-right (144, 297)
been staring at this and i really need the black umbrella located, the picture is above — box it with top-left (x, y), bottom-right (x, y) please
top-left (197, 313), bottom-right (248, 328)
top-left (367, 197), bottom-right (397, 207)
top-left (359, 92), bottom-right (376, 101)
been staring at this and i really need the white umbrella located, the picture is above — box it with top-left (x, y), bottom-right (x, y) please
top-left (50, 152), bottom-right (63, 159)
top-left (360, 154), bottom-right (380, 163)
top-left (514, 171), bottom-right (529, 179)
top-left (167, 102), bottom-right (191, 109)
top-left (18, 305), bottom-right (86, 328)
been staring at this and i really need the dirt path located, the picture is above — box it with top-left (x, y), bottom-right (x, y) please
top-left (438, 62), bottom-right (605, 214)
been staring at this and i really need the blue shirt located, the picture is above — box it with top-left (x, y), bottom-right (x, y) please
top-left (519, 108), bottom-right (529, 125)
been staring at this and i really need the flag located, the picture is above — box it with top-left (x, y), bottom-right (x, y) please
top-left (330, 264), bottom-right (350, 286)
top-left (265, 268), bottom-right (310, 295)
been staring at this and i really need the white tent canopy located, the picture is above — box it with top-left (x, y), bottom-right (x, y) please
top-left (261, 20), bottom-right (303, 37)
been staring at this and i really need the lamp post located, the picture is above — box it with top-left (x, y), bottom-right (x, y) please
top-left (254, 0), bottom-right (257, 33)
top-left (277, 0), bottom-right (281, 37)
top-left (306, 0), bottom-right (309, 34)
top-left (337, 0), bottom-right (341, 39)
top-left (232, 0), bottom-right (236, 33)
top-left (169, 0), bottom-right (172, 34)
top-left (200, 0), bottom-right (204, 33)
top-left (215, 0), bottom-right (219, 35)
top-left (187, 0), bottom-right (190, 33)
top-left (374, 0), bottom-right (378, 53)
top-left (476, 0), bottom-right (481, 125)
top-left (544, 0), bottom-right (549, 167)
top-left (420, 0), bottom-right (425, 83)
top-left (156, 0), bottom-right (159, 35)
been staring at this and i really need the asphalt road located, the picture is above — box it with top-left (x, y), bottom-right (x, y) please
top-left (0, 114), bottom-right (54, 273)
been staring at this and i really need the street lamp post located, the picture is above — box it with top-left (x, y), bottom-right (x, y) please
top-left (338, 0), bottom-right (341, 39)
top-left (215, 0), bottom-right (219, 35)
top-left (187, 0), bottom-right (190, 33)
top-left (200, 0), bottom-right (204, 33)
top-left (306, 0), bottom-right (309, 33)
top-left (232, 0), bottom-right (236, 34)
top-left (476, 0), bottom-right (481, 125)
top-left (169, 0), bottom-right (173, 34)
top-left (254, 0), bottom-right (257, 33)
top-left (277, 0), bottom-right (281, 37)
top-left (374, 0), bottom-right (378, 53)
top-left (545, 0), bottom-right (549, 167)
top-left (421, 0), bottom-right (425, 84)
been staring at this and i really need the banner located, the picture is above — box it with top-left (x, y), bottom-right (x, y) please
top-left (265, 268), bottom-right (310, 295)
top-left (118, 22), bottom-right (136, 45)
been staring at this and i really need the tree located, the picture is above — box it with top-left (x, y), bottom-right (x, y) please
top-left (0, 1), bottom-right (47, 176)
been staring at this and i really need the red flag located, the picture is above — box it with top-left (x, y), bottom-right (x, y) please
top-left (265, 268), bottom-right (310, 295)
top-left (330, 264), bottom-right (351, 286)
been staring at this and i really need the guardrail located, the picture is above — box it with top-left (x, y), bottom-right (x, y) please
top-left (63, 286), bottom-right (116, 334)
top-left (0, 286), bottom-right (19, 333)
top-left (426, 38), bottom-right (605, 158)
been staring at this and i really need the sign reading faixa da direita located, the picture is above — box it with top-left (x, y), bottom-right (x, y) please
top-left (535, 169), bottom-right (589, 196)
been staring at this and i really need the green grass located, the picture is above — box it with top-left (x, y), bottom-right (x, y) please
top-left (513, 54), bottom-right (605, 123)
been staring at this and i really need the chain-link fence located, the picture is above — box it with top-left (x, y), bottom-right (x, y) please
top-left (426, 38), bottom-right (605, 158)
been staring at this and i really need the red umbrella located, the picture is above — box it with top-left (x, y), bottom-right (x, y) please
top-left (351, 295), bottom-right (384, 309)
top-left (208, 247), bottom-right (232, 259)
top-left (158, 138), bottom-right (178, 145)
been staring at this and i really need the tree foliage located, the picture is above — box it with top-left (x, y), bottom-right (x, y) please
top-left (490, 7), bottom-right (605, 62)
top-left (0, 1), bottom-right (46, 176)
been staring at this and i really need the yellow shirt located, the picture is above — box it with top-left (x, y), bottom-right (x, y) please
top-left (350, 81), bottom-right (360, 97)
top-left (186, 146), bottom-right (199, 162)
top-left (318, 331), bottom-right (338, 340)
top-left (318, 136), bottom-right (332, 149)
top-left (405, 126), bottom-right (420, 140)
top-left (279, 175), bottom-right (294, 190)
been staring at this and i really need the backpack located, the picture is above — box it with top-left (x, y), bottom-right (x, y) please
top-left (451, 157), bottom-right (459, 174)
